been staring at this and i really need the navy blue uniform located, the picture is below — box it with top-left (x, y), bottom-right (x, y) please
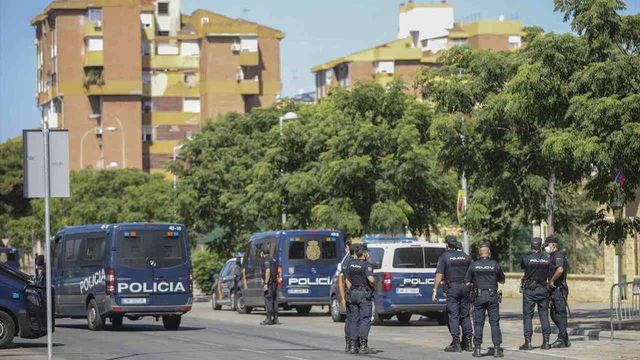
top-left (436, 249), bottom-right (472, 339)
top-left (549, 250), bottom-right (569, 340)
top-left (345, 259), bottom-right (374, 340)
top-left (520, 252), bottom-right (551, 339)
top-left (261, 255), bottom-right (278, 321)
top-left (341, 254), bottom-right (353, 338)
top-left (465, 257), bottom-right (505, 347)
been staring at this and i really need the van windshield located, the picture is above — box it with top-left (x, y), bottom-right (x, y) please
top-left (393, 247), bottom-right (444, 269)
top-left (287, 234), bottom-right (339, 262)
top-left (117, 230), bottom-right (186, 269)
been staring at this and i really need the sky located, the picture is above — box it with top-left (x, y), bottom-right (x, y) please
top-left (1, 0), bottom-right (638, 143)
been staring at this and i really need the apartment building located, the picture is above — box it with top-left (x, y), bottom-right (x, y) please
top-left (312, 1), bottom-right (523, 100)
top-left (32, 0), bottom-right (283, 173)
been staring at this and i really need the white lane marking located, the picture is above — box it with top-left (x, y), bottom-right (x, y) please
top-left (240, 348), bottom-right (267, 354)
top-left (202, 342), bottom-right (223, 347)
top-left (285, 356), bottom-right (309, 360)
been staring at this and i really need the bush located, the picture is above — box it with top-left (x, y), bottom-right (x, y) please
top-left (191, 249), bottom-right (226, 294)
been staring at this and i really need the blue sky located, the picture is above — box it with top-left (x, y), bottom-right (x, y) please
top-left (1, 0), bottom-right (638, 142)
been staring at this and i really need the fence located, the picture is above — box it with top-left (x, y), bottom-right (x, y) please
top-left (609, 280), bottom-right (640, 341)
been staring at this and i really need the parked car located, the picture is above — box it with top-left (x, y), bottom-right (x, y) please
top-left (211, 255), bottom-right (242, 311)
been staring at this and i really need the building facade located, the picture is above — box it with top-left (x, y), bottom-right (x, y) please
top-left (32, 0), bottom-right (283, 174)
top-left (312, 1), bottom-right (523, 101)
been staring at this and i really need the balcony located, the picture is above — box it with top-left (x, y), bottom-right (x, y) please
top-left (85, 51), bottom-right (103, 67)
top-left (374, 72), bottom-right (394, 85)
top-left (142, 55), bottom-right (200, 69)
top-left (238, 51), bottom-right (259, 66)
top-left (84, 21), bottom-right (103, 37)
top-left (85, 81), bottom-right (142, 95)
top-left (143, 112), bottom-right (201, 126)
top-left (239, 79), bottom-right (260, 95)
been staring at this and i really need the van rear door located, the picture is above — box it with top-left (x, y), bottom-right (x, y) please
top-left (387, 245), bottom-right (445, 305)
top-left (115, 228), bottom-right (190, 306)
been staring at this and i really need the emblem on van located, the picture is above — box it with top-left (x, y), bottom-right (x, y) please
top-left (306, 240), bottom-right (321, 261)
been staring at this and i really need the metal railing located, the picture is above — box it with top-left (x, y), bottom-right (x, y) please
top-left (609, 280), bottom-right (640, 341)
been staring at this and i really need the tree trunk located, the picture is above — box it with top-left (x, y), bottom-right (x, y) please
top-left (546, 169), bottom-right (556, 237)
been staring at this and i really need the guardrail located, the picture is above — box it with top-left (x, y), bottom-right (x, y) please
top-left (609, 280), bottom-right (640, 341)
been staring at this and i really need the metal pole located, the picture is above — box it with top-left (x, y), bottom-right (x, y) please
top-left (279, 116), bottom-right (286, 226)
top-left (460, 113), bottom-right (469, 254)
top-left (172, 146), bottom-right (178, 191)
top-left (43, 122), bottom-right (53, 360)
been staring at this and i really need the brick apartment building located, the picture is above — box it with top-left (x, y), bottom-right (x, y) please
top-left (32, 0), bottom-right (283, 174)
top-left (312, 1), bottom-right (523, 100)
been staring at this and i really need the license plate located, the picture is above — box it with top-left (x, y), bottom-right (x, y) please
top-left (396, 287), bottom-right (420, 294)
top-left (288, 288), bottom-right (309, 294)
top-left (121, 298), bottom-right (147, 305)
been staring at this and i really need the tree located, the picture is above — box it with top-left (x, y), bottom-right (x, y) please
top-left (0, 138), bottom-right (30, 240)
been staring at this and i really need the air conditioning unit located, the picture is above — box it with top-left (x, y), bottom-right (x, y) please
top-left (235, 72), bottom-right (244, 81)
top-left (231, 43), bottom-right (241, 52)
top-left (95, 127), bottom-right (103, 136)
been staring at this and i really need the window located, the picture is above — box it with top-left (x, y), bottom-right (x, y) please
top-left (117, 230), bottom-right (186, 269)
top-left (183, 98), bottom-right (201, 113)
top-left (368, 248), bottom-right (385, 265)
top-left (64, 238), bottom-right (82, 263)
top-left (88, 8), bottom-right (102, 24)
top-left (157, 2), bottom-right (169, 15)
top-left (157, 42), bottom-right (179, 55)
top-left (86, 37), bottom-right (103, 52)
top-left (158, 31), bottom-right (169, 36)
top-left (287, 235), bottom-right (339, 261)
top-left (374, 60), bottom-right (394, 74)
top-left (425, 248), bottom-right (444, 268)
top-left (508, 35), bottom-right (522, 49)
top-left (140, 13), bottom-right (153, 28)
top-left (393, 248), bottom-right (424, 268)
top-left (142, 40), bottom-right (152, 55)
top-left (450, 39), bottom-right (468, 47)
top-left (240, 37), bottom-right (258, 52)
top-left (201, 17), bottom-right (209, 25)
top-left (142, 125), bottom-right (152, 142)
top-left (180, 40), bottom-right (200, 56)
top-left (183, 72), bottom-right (196, 87)
top-left (81, 236), bottom-right (106, 266)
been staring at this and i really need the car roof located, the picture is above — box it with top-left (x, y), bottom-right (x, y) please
top-left (250, 229), bottom-right (343, 240)
top-left (367, 242), bottom-right (446, 250)
top-left (55, 223), bottom-right (186, 236)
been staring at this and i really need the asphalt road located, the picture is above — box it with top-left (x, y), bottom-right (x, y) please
top-left (3, 301), bottom-right (637, 360)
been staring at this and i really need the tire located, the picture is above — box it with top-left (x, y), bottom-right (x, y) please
top-left (0, 310), bottom-right (16, 349)
top-left (162, 315), bottom-right (181, 330)
top-left (111, 315), bottom-right (124, 330)
top-left (371, 301), bottom-right (383, 326)
top-left (211, 292), bottom-right (222, 311)
top-left (437, 311), bottom-right (448, 326)
top-left (397, 313), bottom-right (412, 324)
top-left (230, 291), bottom-right (237, 311)
top-left (87, 299), bottom-right (105, 331)
top-left (330, 295), bottom-right (346, 322)
top-left (296, 305), bottom-right (312, 315)
top-left (236, 292), bottom-right (253, 314)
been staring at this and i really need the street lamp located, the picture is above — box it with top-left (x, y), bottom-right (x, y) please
top-left (111, 116), bottom-right (126, 169)
top-left (279, 112), bottom-right (299, 227)
top-left (173, 144), bottom-right (184, 190)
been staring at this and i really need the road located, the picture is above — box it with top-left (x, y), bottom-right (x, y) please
top-left (3, 300), bottom-right (638, 360)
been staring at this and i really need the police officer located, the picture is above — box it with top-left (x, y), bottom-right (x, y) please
top-left (465, 242), bottom-right (505, 358)
top-left (341, 241), bottom-right (357, 353)
top-left (260, 243), bottom-right (279, 325)
top-left (345, 244), bottom-right (375, 354)
top-left (519, 237), bottom-right (551, 350)
top-left (546, 236), bottom-right (571, 348)
top-left (433, 235), bottom-right (473, 352)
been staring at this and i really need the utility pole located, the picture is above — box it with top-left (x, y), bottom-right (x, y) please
top-left (42, 121), bottom-right (53, 360)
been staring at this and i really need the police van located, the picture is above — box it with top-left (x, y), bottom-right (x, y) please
top-left (0, 247), bottom-right (20, 271)
top-left (52, 223), bottom-right (193, 330)
top-left (236, 230), bottom-right (344, 315)
top-left (329, 237), bottom-right (447, 325)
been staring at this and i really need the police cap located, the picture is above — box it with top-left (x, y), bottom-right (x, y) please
top-left (445, 235), bottom-right (458, 247)
top-left (530, 237), bottom-right (543, 247)
top-left (544, 236), bottom-right (558, 245)
top-left (350, 243), bottom-right (361, 253)
top-left (478, 241), bottom-right (490, 249)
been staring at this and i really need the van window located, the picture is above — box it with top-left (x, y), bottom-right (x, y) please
top-left (117, 230), bottom-right (186, 269)
top-left (393, 248), bottom-right (424, 268)
top-left (287, 235), bottom-right (339, 261)
top-left (425, 247), bottom-right (444, 268)
top-left (0, 252), bottom-right (16, 264)
top-left (64, 238), bottom-right (82, 263)
top-left (80, 236), bottom-right (106, 266)
top-left (367, 248), bottom-right (384, 265)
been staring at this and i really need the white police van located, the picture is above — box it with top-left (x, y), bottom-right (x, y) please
top-left (330, 237), bottom-right (447, 325)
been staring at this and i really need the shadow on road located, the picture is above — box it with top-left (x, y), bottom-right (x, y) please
top-left (55, 323), bottom-right (206, 332)
top-left (4, 342), bottom-right (65, 349)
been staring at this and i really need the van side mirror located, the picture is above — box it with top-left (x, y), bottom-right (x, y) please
top-left (35, 255), bottom-right (45, 268)
top-left (235, 257), bottom-right (242, 266)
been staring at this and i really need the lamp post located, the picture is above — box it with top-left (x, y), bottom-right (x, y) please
top-left (279, 112), bottom-right (299, 227)
top-left (173, 144), bottom-right (184, 190)
top-left (611, 198), bottom-right (624, 288)
top-left (112, 116), bottom-right (126, 169)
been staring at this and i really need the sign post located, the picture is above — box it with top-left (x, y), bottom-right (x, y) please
top-left (23, 128), bottom-right (69, 360)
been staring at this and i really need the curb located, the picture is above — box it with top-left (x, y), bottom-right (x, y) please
top-left (534, 325), bottom-right (619, 340)
top-left (193, 295), bottom-right (210, 303)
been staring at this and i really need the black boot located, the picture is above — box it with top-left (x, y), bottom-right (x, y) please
top-left (344, 336), bottom-right (351, 353)
top-left (493, 346), bottom-right (504, 358)
top-left (272, 315), bottom-right (280, 325)
top-left (444, 336), bottom-right (462, 352)
top-left (349, 339), bottom-right (359, 354)
top-left (463, 336), bottom-right (473, 352)
top-left (550, 336), bottom-right (568, 348)
top-left (260, 315), bottom-right (273, 325)
top-left (541, 335), bottom-right (551, 350)
top-left (518, 337), bottom-right (532, 350)
top-left (472, 345), bottom-right (481, 358)
top-left (359, 338), bottom-right (372, 354)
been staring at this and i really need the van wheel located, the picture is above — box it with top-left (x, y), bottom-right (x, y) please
top-left (236, 293), bottom-right (253, 314)
top-left (330, 295), bottom-right (346, 322)
top-left (296, 306), bottom-right (312, 315)
top-left (87, 299), bottom-right (105, 331)
top-left (437, 312), bottom-right (448, 326)
top-left (162, 315), bottom-right (181, 330)
top-left (397, 313), bottom-right (412, 324)
top-left (211, 292), bottom-right (222, 311)
top-left (230, 292), bottom-right (237, 311)
top-left (0, 310), bottom-right (16, 349)
top-left (111, 315), bottom-right (124, 330)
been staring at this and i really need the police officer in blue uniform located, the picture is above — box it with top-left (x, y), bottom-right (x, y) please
top-left (260, 243), bottom-right (279, 325)
top-left (341, 241), bottom-right (357, 353)
top-left (465, 241), bottom-right (505, 358)
top-left (433, 235), bottom-right (473, 352)
top-left (345, 244), bottom-right (375, 354)
top-left (519, 237), bottom-right (551, 350)
top-left (546, 236), bottom-right (571, 348)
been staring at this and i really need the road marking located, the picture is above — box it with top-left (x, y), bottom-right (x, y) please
top-left (202, 342), bottom-right (223, 347)
top-left (240, 348), bottom-right (267, 354)
top-left (285, 356), bottom-right (309, 360)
